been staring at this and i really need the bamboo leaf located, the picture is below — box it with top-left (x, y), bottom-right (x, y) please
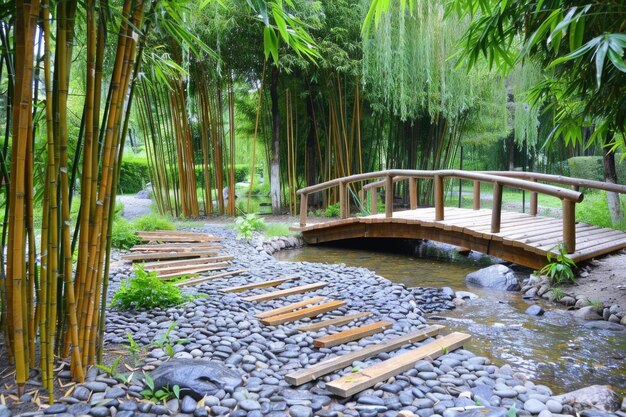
top-left (595, 36), bottom-right (609, 88)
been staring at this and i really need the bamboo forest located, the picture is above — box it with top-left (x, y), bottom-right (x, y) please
top-left (0, 0), bottom-right (625, 416)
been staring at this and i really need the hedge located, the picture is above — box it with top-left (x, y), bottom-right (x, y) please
top-left (568, 154), bottom-right (626, 184)
top-left (118, 157), bottom-right (150, 194)
top-left (117, 156), bottom-right (251, 195)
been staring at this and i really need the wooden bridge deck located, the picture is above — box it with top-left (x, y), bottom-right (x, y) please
top-left (292, 207), bottom-right (626, 269)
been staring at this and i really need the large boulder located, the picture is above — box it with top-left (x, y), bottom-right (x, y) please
top-left (573, 306), bottom-right (602, 321)
top-left (150, 359), bottom-right (243, 400)
top-left (552, 385), bottom-right (621, 413)
top-left (465, 265), bottom-right (521, 291)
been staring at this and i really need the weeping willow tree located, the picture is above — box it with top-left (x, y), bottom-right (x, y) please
top-left (361, 0), bottom-right (508, 202)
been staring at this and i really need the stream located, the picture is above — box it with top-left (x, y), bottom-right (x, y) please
top-left (275, 239), bottom-right (626, 396)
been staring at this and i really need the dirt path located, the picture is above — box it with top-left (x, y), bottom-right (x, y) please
top-left (576, 251), bottom-right (626, 309)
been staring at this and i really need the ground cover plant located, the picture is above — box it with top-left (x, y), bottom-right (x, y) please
top-left (111, 265), bottom-right (193, 311)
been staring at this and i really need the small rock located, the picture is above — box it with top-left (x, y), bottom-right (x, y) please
top-left (465, 265), bottom-right (520, 291)
top-left (289, 404), bottom-right (313, 417)
top-left (524, 399), bottom-right (546, 414)
top-left (181, 396), bottom-right (198, 413)
top-left (44, 404), bottom-right (67, 414)
top-left (239, 399), bottom-right (261, 411)
top-left (525, 305), bottom-right (545, 316)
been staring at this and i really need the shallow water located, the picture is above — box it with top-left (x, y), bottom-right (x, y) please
top-left (275, 240), bottom-right (626, 396)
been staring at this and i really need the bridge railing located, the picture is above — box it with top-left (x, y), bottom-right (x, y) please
top-left (296, 170), bottom-right (586, 253)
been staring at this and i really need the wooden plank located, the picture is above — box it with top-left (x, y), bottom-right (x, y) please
top-left (285, 325), bottom-right (444, 386)
top-left (254, 297), bottom-right (327, 319)
top-left (144, 256), bottom-right (233, 269)
top-left (242, 282), bottom-right (327, 302)
top-left (260, 300), bottom-right (346, 326)
top-left (130, 243), bottom-right (222, 252)
top-left (138, 235), bottom-right (219, 243)
top-left (533, 229), bottom-right (625, 253)
top-left (570, 238), bottom-right (626, 262)
top-left (122, 250), bottom-right (218, 261)
top-left (313, 321), bottom-right (392, 348)
top-left (174, 269), bottom-right (247, 287)
top-left (326, 332), bottom-right (471, 397)
top-left (157, 263), bottom-right (229, 279)
top-left (513, 226), bottom-right (606, 248)
top-left (154, 262), bottom-right (229, 273)
top-left (222, 276), bottom-right (300, 293)
top-left (296, 312), bottom-right (372, 332)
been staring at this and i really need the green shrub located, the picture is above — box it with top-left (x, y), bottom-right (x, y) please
top-left (323, 202), bottom-right (341, 218)
top-left (111, 265), bottom-right (192, 310)
top-left (111, 218), bottom-right (140, 250)
top-left (235, 213), bottom-right (266, 239)
top-left (568, 154), bottom-right (626, 184)
top-left (539, 243), bottom-right (576, 285)
top-left (133, 213), bottom-right (175, 231)
top-left (193, 164), bottom-right (250, 186)
top-left (118, 156), bottom-right (150, 194)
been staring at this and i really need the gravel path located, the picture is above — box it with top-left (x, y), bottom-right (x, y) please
top-left (116, 195), bottom-right (153, 220)
top-left (5, 226), bottom-right (622, 417)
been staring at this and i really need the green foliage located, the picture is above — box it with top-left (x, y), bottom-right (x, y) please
top-left (118, 156), bottom-right (150, 194)
top-left (264, 223), bottom-right (296, 238)
top-left (235, 213), bottom-right (266, 239)
top-left (323, 203), bottom-right (341, 218)
top-left (152, 322), bottom-right (190, 358)
top-left (194, 164), bottom-right (250, 186)
top-left (550, 287), bottom-right (566, 301)
top-left (141, 373), bottom-right (181, 402)
top-left (96, 357), bottom-right (125, 382)
top-left (127, 332), bottom-right (141, 356)
top-left (539, 243), bottom-right (576, 285)
top-left (508, 405), bottom-right (517, 417)
top-left (111, 218), bottom-right (141, 250)
top-left (568, 155), bottom-right (626, 184)
top-left (576, 191), bottom-right (626, 230)
top-left (111, 265), bottom-right (192, 310)
top-left (133, 213), bottom-right (176, 232)
top-left (587, 299), bottom-right (604, 311)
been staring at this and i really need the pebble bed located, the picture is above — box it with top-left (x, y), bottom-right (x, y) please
top-left (5, 226), bottom-right (621, 417)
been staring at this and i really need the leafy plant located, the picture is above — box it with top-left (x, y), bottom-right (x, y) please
top-left (152, 322), bottom-right (190, 357)
top-left (323, 202), bottom-right (341, 218)
top-left (111, 265), bottom-right (192, 310)
top-left (141, 373), bottom-right (181, 402)
top-left (235, 213), bottom-right (266, 239)
top-left (539, 243), bottom-right (576, 285)
top-left (111, 218), bottom-right (141, 250)
top-left (96, 357), bottom-right (125, 381)
top-left (127, 332), bottom-right (141, 355)
top-left (133, 213), bottom-right (175, 232)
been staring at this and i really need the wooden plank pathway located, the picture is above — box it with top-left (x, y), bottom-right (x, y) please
top-left (292, 207), bottom-right (626, 269)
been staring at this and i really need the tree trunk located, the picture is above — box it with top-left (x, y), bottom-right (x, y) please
top-left (270, 66), bottom-right (281, 214)
top-left (603, 133), bottom-right (623, 225)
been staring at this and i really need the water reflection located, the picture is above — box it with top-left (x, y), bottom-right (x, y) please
top-left (275, 239), bottom-right (626, 396)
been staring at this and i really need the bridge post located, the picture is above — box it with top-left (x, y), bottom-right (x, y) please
top-left (473, 181), bottom-right (480, 210)
top-left (562, 199), bottom-right (576, 253)
top-left (370, 188), bottom-right (378, 215)
top-left (491, 182), bottom-right (502, 233)
top-left (385, 175), bottom-right (393, 218)
top-left (409, 177), bottom-right (418, 209)
top-left (299, 193), bottom-right (308, 226)
top-left (435, 175), bottom-right (444, 221)
top-left (340, 182), bottom-right (348, 219)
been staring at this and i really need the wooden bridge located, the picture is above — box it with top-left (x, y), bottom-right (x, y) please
top-left (291, 170), bottom-right (626, 269)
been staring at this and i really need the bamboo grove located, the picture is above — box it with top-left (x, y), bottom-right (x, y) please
top-left (0, 0), bottom-right (204, 398)
top-left (131, 0), bottom-right (524, 216)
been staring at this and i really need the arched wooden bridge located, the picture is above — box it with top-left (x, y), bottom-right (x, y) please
top-left (291, 170), bottom-right (626, 269)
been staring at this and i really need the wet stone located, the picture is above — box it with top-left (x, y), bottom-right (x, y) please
top-left (84, 381), bottom-right (108, 392)
top-left (104, 387), bottom-right (126, 399)
top-left (44, 404), bottom-right (68, 414)
top-left (67, 402), bottom-right (91, 415)
top-left (89, 406), bottom-right (110, 417)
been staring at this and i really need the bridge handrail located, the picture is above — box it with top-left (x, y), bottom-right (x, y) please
top-left (297, 169), bottom-right (584, 253)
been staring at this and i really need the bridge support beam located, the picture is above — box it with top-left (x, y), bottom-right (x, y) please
top-left (370, 188), bottom-right (378, 215)
top-left (473, 181), bottom-right (480, 210)
top-left (300, 193), bottom-right (308, 226)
